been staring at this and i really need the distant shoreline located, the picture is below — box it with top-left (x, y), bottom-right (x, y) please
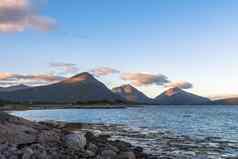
top-left (1, 104), bottom-right (129, 111)
top-left (2, 103), bottom-right (238, 112)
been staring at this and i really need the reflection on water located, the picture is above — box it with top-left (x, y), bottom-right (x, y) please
top-left (10, 105), bottom-right (238, 142)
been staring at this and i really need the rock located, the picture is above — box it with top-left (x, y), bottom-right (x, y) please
top-left (133, 146), bottom-right (143, 153)
top-left (22, 148), bottom-right (34, 159)
top-left (98, 134), bottom-right (111, 141)
top-left (87, 143), bottom-right (98, 153)
top-left (107, 144), bottom-right (120, 153)
top-left (110, 140), bottom-right (132, 152)
top-left (86, 150), bottom-right (96, 157)
top-left (29, 144), bottom-right (48, 159)
top-left (116, 151), bottom-right (136, 159)
top-left (0, 144), bottom-right (9, 152)
top-left (0, 154), bottom-right (6, 159)
top-left (64, 133), bottom-right (87, 150)
top-left (41, 120), bottom-right (66, 129)
top-left (31, 150), bottom-right (48, 159)
top-left (101, 150), bottom-right (117, 159)
top-left (85, 131), bottom-right (96, 141)
top-left (38, 130), bottom-right (61, 144)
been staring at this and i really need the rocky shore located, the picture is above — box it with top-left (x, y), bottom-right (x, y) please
top-left (0, 112), bottom-right (148, 159)
top-left (1, 111), bottom-right (238, 159)
top-left (77, 124), bottom-right (238, 159)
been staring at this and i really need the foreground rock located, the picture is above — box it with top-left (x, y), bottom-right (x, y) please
top-left (74, 123), bottom-right (238, 159)
top-left (0, 112), bottom-right (148, 159)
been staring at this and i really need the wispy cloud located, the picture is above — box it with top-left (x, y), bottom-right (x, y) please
top-left (90, 67), bottom-right (120, 77)
top-left (165, 80), bottom-right (193, 89)
top-left (121, 72), bottom-right (169, 86)
top-left (0, 72), bottom-right (65, 86)
top-left (0, 72), bottom-right (14, 80)
top-left (0, 0), bottom-right (56, 32)
top-left (50, 62), bottom-right (80, 75)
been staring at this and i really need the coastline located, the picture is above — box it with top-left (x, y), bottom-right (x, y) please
top-left (1, 109), bottom-right (238, 158)
top-left (0, 104), bottom-right (129, 111)
top-left (0, 111), bottom-right (149, 159)
top-left (61, 122), bottom-right (238, 159)
top-left (1, 103), bottom-right (238, 112)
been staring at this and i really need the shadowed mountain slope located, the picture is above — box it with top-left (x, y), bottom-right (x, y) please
top-left (155, 87), bottom-right (211, 105)
top-left (0, 84), bottom-right (30, 92)
top-left (0, 73), bottom-right (126, 104)
top-left (112, 84), bottom-right (155, 104)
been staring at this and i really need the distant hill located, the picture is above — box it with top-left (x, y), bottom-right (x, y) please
top-left (212, 97), bottom-right (238, 105)
top-left (112, 84), bottom-right (155, 104)
top-left (155, 87), bottom-right (211, 105)
top-left (0, 84), bottom-right (30, 92)
top-left (0, 72), bottom-right (126, 104)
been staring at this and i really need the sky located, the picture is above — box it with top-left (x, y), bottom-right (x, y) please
top-left (1, 0), bottom-right (238, 98)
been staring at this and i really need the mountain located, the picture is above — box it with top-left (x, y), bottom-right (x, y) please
top-left (112, 84), bottom-right (155, 104)
top-left (155, 87), bottom-right (211, 105)
top-left (0, 84), bottom-right (30, 92)
top-left (0, 73), bottom-right (126, 104)
top-left (212, 97), bottom-right (238, 105)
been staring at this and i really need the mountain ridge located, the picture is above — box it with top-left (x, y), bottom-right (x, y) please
top-left (0, 73), bottom-right (126, 104)
top-left (155, 87), bottom-right (211, 105)
top-left (112, 84), bottom-right (155, 104)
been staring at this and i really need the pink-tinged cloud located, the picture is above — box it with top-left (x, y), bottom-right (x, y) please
top-left (165, 80), bottom-right (193, 89)
top-left (23, 74), bottom-right (65, 82)
top-left (121, 72), bottom-right (169, 86)
top-left (90, 67), bottom-right (120, 77)
top-left (0, 72), bottom-right (14, 80)
top-left (0, 72), bottom-right (65, 86)
top-left (0, 0), bottom-right (56, 32)
top-left (50, 62), bottom-right (80, 74)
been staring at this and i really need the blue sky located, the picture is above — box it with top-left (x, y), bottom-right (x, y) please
top-left (1, 0), bottom-right (238, 98)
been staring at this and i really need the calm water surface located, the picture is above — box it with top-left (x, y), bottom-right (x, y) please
top-left (10, 105), bottom-right (238, 141)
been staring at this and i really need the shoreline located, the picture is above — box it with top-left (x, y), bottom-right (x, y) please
top-left (0, 111), bottom-right (149, 159)
top-left (39, 120), bottom-right (238, 158)
top-left (1, 111), bottom-right (238, 158)
top-left (0, 104), bottom-right (130, 111)
top-left (1, 104), bottom-right (238, 112)
top-left (60, 122), bottom-right (238, 158)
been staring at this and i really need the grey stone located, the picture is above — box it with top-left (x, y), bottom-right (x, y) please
top-left (86, 150), bottom-right (96, 157)
top-left (117, 151), bottom-right (136, 159)
top-left (87, 143), bottom-right (98, 153)
top-left (64, 133), bottom-right (87, 150)
top-left (101, 150), bottom-right (117, 159)
top-left (22, 148), bottom-right (34, 159)
top-left (38, 130), bottom-right (61, 143)
top-left (0, 154), bottom-right (6, 159)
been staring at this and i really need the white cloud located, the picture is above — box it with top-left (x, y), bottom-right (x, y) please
top-left (121, 72), bottom-right (169, 86)
top-left (50, 62), bottom-right (80, 75)
top-left (165, 80), bottom-right (193, 89)
top-left (0, 72), bottom-right (65, 86)
top-left (0, 0), bottom-right (56, 32)
top-left (90, 67), bottom-right (120, 77)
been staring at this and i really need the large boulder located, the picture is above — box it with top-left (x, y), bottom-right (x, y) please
top-left (64, 133), bottom-right (87, 150)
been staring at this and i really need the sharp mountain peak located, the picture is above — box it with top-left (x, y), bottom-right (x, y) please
top-left (62, 72), bottom-right (96, 84)
top-left (164, 87), bottom-right (183, 96)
